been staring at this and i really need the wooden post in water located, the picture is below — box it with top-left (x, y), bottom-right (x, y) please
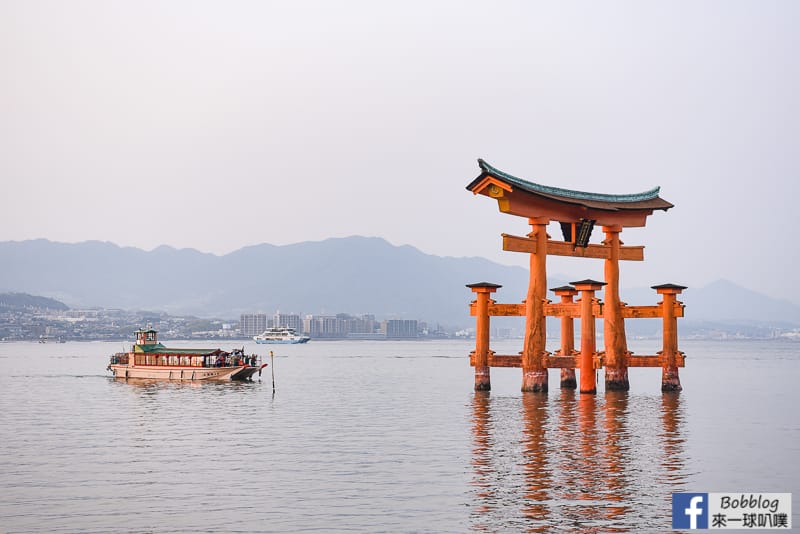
top-left (467, 282), bottom-right (501, 391)
top-left (573, 279), bottom-right (605, 395)
top-left (269, 350), bottom-right (275, 391)
top-left (521, 217), bottom-right (550, 393)
top-left (653, 284), bottom-right (686, 392)
top-left (551, 285), bottom-right (578, 389)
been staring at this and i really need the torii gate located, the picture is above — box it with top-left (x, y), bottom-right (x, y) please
top-left (466, 159), bottom-right (686, 393)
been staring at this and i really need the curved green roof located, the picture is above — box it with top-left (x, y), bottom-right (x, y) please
top-left (476, 159), bottom-right (663, 203)
top-left (133, 343), bottom-right (221, 355)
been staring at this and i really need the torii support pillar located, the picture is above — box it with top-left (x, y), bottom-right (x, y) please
top-left (654, 283), bottom-right (687, 392)
top-left (573, 279), bottom-right (606, 395)
top-left (552, 285), bottom-right (578, 389)
top-left (603, 225), bottom-right (630, 391)
top-left (521, 217), bottom-right (550, 393)
top-left (467, 282), bottom-right (502, 391)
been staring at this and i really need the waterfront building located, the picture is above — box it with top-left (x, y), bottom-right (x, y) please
top-left (274, 312), bottom-right (302, 331)
top-left (304, 315), bottom-right (342, 338)
top-left (302, 313), bottom-right (380, 338)
top-left (240, 313), bottom-right (268, 337)
top-left (383, 319), bottom-right (419, 338)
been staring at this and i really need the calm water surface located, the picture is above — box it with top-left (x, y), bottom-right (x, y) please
top-left (1, 339), bottom-right (798, 533)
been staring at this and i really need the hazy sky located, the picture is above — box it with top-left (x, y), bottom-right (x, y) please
top-left (2, 1), bottom-right (799, 303)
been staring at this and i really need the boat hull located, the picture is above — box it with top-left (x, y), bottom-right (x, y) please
top-left (109, 365), bottom-right (259, 381)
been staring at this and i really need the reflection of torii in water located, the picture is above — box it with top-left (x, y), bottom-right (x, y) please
top-left (468, 391), bottom-right (689, 532)
top-left (466, 159), bottom-right (686, 393)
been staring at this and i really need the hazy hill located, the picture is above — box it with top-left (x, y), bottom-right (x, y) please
top-left (0, 237), bottom-right (538, 326)
top-left (1, 237), bottom-right (799, 328)
top-left (620, 280), bottom-right (800, 326)
top-left (0, 292), bottom-right (68, 312)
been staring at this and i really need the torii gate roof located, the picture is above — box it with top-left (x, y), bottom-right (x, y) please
top-left (467, 159), bottom-right (673, 227)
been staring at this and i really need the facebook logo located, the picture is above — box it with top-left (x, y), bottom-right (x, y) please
top-left (673, 493), bottom-right (709, 529)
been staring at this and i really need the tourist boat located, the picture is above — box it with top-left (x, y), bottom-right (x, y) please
top-left (253, 326), bottom-right (310, 344)
top-left (107, 328), bottom-right (266, 381)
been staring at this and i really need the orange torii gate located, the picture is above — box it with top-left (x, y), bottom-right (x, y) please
top-left (465, 159), bottom-right (686, 393)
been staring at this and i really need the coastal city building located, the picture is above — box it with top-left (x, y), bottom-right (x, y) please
top-left (2, 293), bottom-right (792, 341)
top-left (382, 319), bottom-right (419, 338)
top-left (274, 312), bottom-right (302, 331)
top-left (301, 313), bottom-right (385, 338)
top-left (240, 313), bottom-right (268, 337)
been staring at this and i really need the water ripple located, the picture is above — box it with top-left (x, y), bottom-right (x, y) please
top-left (2, 340), bottom-right (799, 532)
top-left (467, 390), bottom-right (691, 532)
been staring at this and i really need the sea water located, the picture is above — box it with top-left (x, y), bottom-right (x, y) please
top-left (0, 339), bottom-right (798, 533)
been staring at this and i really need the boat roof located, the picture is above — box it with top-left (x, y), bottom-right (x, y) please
top-left (133, 343), bottom-right (224, 355)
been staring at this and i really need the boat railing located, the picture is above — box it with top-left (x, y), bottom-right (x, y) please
top-left (109, 353), bottom-right (129, 365)
top-left (217, 355), bottom-right (261, 368)
top-left (108, 353), bottom-right (260, 367)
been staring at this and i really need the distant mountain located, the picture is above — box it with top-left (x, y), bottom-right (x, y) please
top-left (0, 292), bottom-right (69, 312)
top-left (0, 237), bottom-right (539, 327)
top-left (620, 279), bottom-right (800, 325)
top-left (1, 238), bottom-right (798, 329)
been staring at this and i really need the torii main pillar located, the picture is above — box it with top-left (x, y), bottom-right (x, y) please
top-left (521, 217), bottom-right (550, 392)
top-left (602, 225), bottom-right (630, 391)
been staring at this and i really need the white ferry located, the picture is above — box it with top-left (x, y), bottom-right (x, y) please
top-left (253, 327), bottom-right (311, 344)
